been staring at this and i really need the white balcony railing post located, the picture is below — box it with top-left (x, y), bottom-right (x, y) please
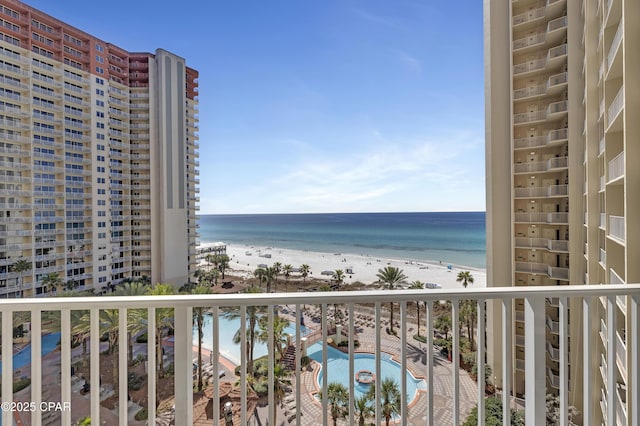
top-left (452, 299), bottom-right (460, 425)
top-left (90, 309), bottom-right (101, 425)
top-left (174, 306), bottom-right (194, 426)
top-left (525, 296), bottom-right (546, 424)
top-left (374, 303), bottom-right (382, 425)
top-left (632, 295), bottom-right (640, 426)
top-left (31, 309), bottom-right (42, 426)
top-left (268, 306), bottom-right (275, 426)
top-left (147, 307), bottom-right (157, 424)
top-left (607, 297), bottom-right (617, 425)
top-left (477, 300), bottom-right (486, 426)
top-left (2, 310), bottom-right (14, 426)
top-left (240, 306), bottom-right (248, 426)
top-left (400, 301), bottom-right (408, 425)
top-left (559, 297), bottom-right (569, 426)
top-left (118, 308), bottom-right (128, 425)
top-left (426, 300), bottom-right (434, 426)
top-left (322, 303), bottom-right (329, 426)
top-left (502, 299), bottom-right (513, 425)
top-left (347, 303), bottom-right (355, 426)
top-left (211, 306), bottom-right (221, 425)
top-left (583, 298), bottom-right (593, 425)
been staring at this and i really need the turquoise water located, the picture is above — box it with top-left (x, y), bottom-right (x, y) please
top-left (307, 342), bottom-right (425, 403)
top-left (198, 212), bottom-right (486, 268)
top-left (0, 332), bottom-right (61, 371)
top-left (194, 313), bottom-right (311, 364)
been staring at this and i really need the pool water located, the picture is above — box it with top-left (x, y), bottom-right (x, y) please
top-left (0, 332), bottom-right (61, 371)
top-left (307, 343), bottom-right (426, 403)
top-left (194, 312), bottom-right (312, 364)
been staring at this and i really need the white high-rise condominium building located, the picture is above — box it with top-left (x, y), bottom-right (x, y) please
top-left (485, 0), bottom-right (638, 422)
top-left (0, 0), bottom-right (199, 297)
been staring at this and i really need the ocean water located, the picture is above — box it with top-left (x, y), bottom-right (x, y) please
top-left (198, 212), bottom-right (486, 269)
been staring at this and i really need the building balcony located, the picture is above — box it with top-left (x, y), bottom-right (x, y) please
top-left (607, 21), bottom-right (623, 73)
top-left (2, 285), bottom-right (638, 425)
top-left (513, 184), bottom-right (568, 199)
top-left (608, 215), bottom-right (625, 243)
top-left (607, 86), bottom-right (624, 129)
top-left (512, 6), bottom-right (545, 26)
top-left (608, 152), bottom-right (624, 183)
top-left (514, 156), bottom-right (567, 173)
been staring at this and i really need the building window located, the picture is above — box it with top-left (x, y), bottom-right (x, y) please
top-left (95, 66), bottom-right (104, 74)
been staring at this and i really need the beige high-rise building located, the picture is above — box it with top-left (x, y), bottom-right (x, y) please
top-left (0, 0), bottom-right (199, 297)
top-left (485, 0), bottom-right (638, 423)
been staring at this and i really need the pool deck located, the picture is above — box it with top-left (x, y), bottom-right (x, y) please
top-left (279, 306), bottom-right (477, 425)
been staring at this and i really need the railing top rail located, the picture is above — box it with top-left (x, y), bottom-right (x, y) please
top-left (1, 285), bottom-right (640, 310)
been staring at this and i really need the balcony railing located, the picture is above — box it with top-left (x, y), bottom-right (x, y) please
top-left (608, 86), bottom-right (624, 126)
top-left (607, 21), bottom-right (623, 70)
top-left (514, 184), bottom-right (568, 198)
top-left (1, 286), bottom-right (639, 425)
top-left (609, 215), bottom-right (625, 242)
top-left (608, 152), bottom-right (624, 182)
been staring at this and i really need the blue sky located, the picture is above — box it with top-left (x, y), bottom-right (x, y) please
top-left (26, 0), bottom-right (485, 214)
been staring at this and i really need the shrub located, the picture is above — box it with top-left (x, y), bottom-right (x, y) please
top-left (13, 378), bottom-right (31, 393)
top-left (463, 396), bottom-right (524, 426)
top-left (135, 408), bottom-right (148, 421)
top-left (75, 416), bottom-right (91, 426)
top-left (128, 372), bottom-right (145, 391)
top-left (413, 334), bottom-right (427, 343)
top-left (136, 333), bottom-right (148, 343)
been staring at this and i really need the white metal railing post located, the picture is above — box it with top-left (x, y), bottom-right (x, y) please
top-left (375, 303), bottom-right (382, 424)
top-left (174, 305), bottom-right (193, 426)
top-left (2, 310), bottom-right (13, 426)
top-left (268, 306), bottom-right (275, 425)
top-left (87, 308), bottom-right (100, 424)
top-left (348, 303), bottom-right (355, 426)
top-left (607, 296), bottom-right (617, 425)
top-left (322, 303), bottom-right (329, 426)
top-left (400, 301), bottom-right (407, 425)
top-left (477, 300), bottom-right (485, 426)
top-left (211, 306), bottom-right (220, 425)
top-left (631, 295), bottom-right (640, 425)
top-left (61, 308), bottom-right (72, 425)
top-left (525, 295), bottom-right (545, 424)
top-left (31, 309), bottom-right (42, 426)
top-left (582, 298), bottom-right (593, 425)
top-left (426, 300), bottom-right (434, 426)
top-left (240, 306), bottom-right (247, 426)
top-left (452, 299), bottom-right (460, 425)
top-left (147, 307), bottom-right (157, 424)
top-left (502, 299), bottom-right (512, 425)
top-left (118, 308), bottom-right (128, 425)
top-left (559, 297), bottom-right (569, 426)
top-left (296, 303), bottom-right (303, 426)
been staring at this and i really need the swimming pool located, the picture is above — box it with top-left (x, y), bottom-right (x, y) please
top-left (0, 332), bottom-right (61, 371)
top-left (307, 343), bottom-right (426, 403)
top-left (194, 312), bottom-right (312, 365)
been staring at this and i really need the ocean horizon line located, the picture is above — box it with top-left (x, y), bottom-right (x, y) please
top-left (198, 210), bottom-right (487, 216)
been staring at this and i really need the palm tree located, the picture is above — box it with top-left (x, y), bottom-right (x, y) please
top-left (282, 264), bottom-right (293, 291)
top-left (354, 395), bottom-right (374, 426)
top-left (408, 281), bottom-right (424, 336)
top-left (460, 300), bottom-right (478, 350)
top-left (12, 259), bottom-right (32, 297)
top-left (257, 313), bottom-right (290, 361)
top-left (332, 269), bottom-right (345, 287)
top-left (456, 271), bottom-right (474, 288)
top-left (366, 378), bottom-right (401, 426)
top-left (95, 308), bottom-right (121, 387)
top-left (42, 272), bottom-right (64, 294)
top-left (324, 382), bottom-right (348, 426)
top-left (272, 262), bottom-right (282, 290)
top-left (191, 284), bottom-right (212, 391)
top-left (272, 364), bottom-right (292, 425)
top-left (300, 264), bottom-right (310, 282)
top-left (435, 315), bottom-right (451, 340)
top-left (114, 281), bottom-right (149, 364)
top-left (265, 266), bottom-right (277, 293)
top-left (132, 283), bottom-right (175, 404)
top-left (227, 286), bottom-right (265, 376)
top-left (376, 266), bottom-right (408, 334)
top-left (253, 268), bottom-right (267, 289)
top-left (218, 254), bottom-right (230, 279)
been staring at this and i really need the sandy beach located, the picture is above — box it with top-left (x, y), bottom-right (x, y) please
top-left (199, 242), bottom-right (486, 289)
